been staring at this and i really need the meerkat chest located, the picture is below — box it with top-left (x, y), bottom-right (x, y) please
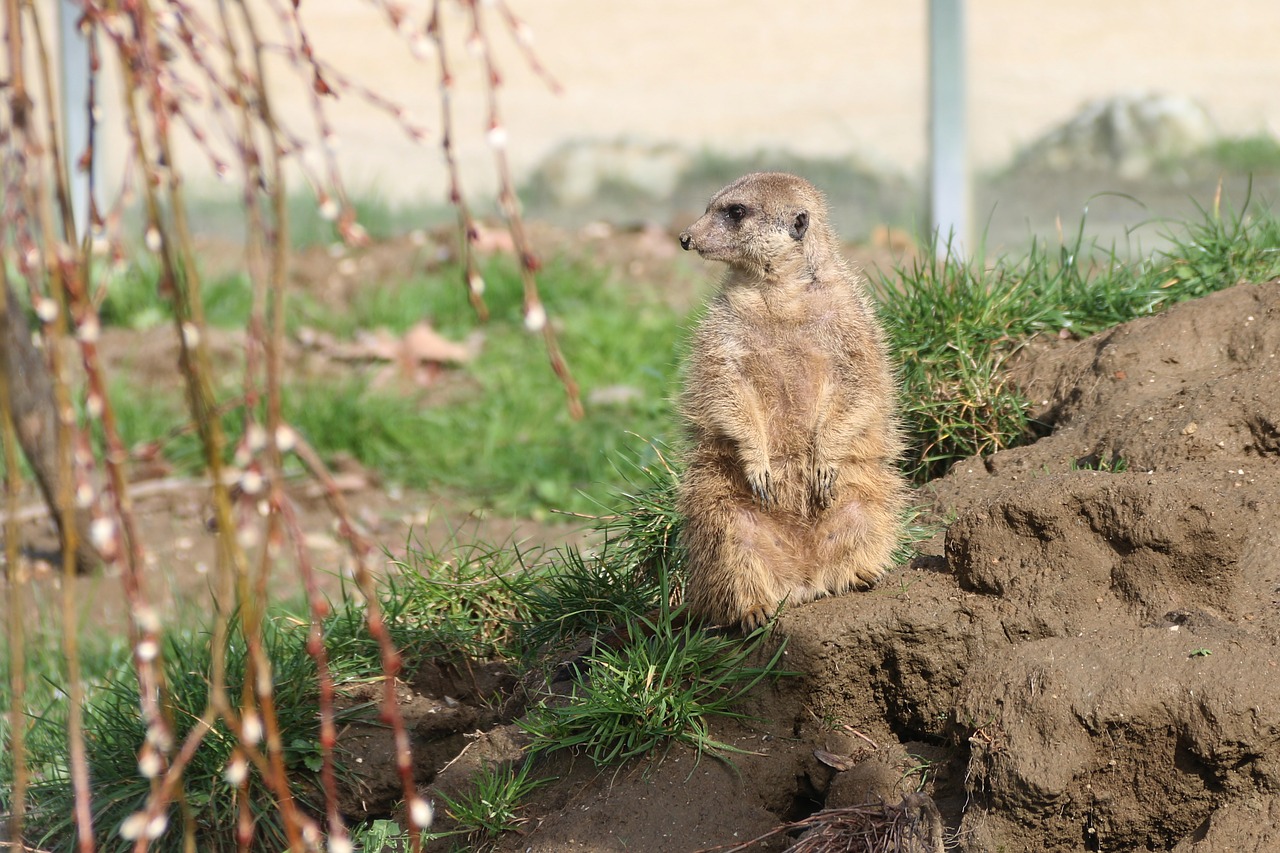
top-left (726, 309), bottom-right (844, 433)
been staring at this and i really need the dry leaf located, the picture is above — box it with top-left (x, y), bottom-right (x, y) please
top-left (813, 749), bottom-right (858, 772)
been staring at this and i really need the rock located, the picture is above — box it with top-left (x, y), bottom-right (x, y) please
top-left (1015, 92), bottom-right (1217, 178)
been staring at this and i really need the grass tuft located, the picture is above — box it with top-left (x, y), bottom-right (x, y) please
top-left (379, 532), bottom-right (549, 662)
top-left (875, 196), bottom-right (1280, 482)
top-left (19, 618), bottom-right (373, 852)
top-left (520, 607), bottom-right (790, 767)
top-left (515, 441), bottom-right (683, 656)
top-left (434, 759), bottom-right (550, 845)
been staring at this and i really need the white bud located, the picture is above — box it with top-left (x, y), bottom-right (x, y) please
top-left (524, 302), bottom-right (547, 332)
top-left (486, 125), bottom-right (508, 150)
top-left (75, 482), bottom-right (94, 508)
top-left (90, 517), bottom-right (117, 551)
top-left (138, 747), bottom-right (162, 778)
top-left (318, 197), bottom-right (339, 221)
top-left (86, 393), bottom-right (104, 418)
top-left (181, 322), bottom-right (200, 348)
top-left (275, 424), bottom-right (297, 453)
top-left (409, 796), bottom-right (433, 829)
top-left (329, 835), bottom-right (354, 853)
top-left (35, 298), bottom-right (58, 323)
top-left (301, 146), bottom-right (324, 173)
top-left (146, 813), bottom-right (168, 839)
top-left (240, 468), bottom-right (264, 495)
top-left (515, 23), bottom-right (534, 46)
top-left (241, 712), bottom-right (263, 745)
top-left (136, 639), bottom-right (160, 663)
top-left (119, 811), bottom-right (147, 840)
top-left (246, 423), bottom-right (269, 452)
top-left (468, 273), bottom-right (485, 296)
top-left (223, 755), bottom-right (248, 786)
top-left (76, 315), bottom-right (101, 343)
top-left (145, 722), bottom-right (174, 753)
top-left (145, 226), bottom-right (162, 252)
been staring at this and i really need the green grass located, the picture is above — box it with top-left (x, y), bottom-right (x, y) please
top-left (1205, 134), bottom-right (1280, 174)
top-left (4, 526), bottom-right (551, 852)
top-left (513, 445), bottom-right (682, 657)
top-left (519, 607), bottom-right (790, 767)
top-left (374, 531), bottom-right (550, 662)
top-left (283, 254), bottom-right (681, 514)
top-left (98, 253), bottom-right (682, 516)
top-left (434, 759), bottom-right (550, 846)
top-left (12, 616), bottom-right (376, 852)
top-left (93, 258), bottom-right (257, 330)
top-left (875, 196), bottom-right (1280, 481)
top-left (2, 478), bottom-right (721, 849)
top-left (516, 474), bottom-right (793, 767)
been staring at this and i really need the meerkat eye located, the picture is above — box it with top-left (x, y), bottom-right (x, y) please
top-left (724, 203), bottom-right (748, 223)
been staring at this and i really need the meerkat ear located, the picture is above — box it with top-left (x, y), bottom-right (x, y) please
top-left (789, 210), bottom-right (809, 241)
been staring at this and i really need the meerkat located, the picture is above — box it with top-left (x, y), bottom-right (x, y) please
top-left (676, 172), bottom-right (906, 630)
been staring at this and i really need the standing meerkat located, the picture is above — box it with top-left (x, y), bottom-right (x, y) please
top-left (676, 172), bottom-right (906, 630)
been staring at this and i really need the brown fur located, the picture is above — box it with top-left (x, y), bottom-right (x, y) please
top-left (676, 172), bottom-right (906, 630)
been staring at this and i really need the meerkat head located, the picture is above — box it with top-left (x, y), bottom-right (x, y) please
top-left (678, 172), bottom-right (828, 275)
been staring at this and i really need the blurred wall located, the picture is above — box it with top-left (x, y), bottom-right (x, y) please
top-left (88, 0), bottom-right (1280, 204)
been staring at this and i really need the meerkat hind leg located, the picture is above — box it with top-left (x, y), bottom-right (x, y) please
top-left (715, 503), bottom-right (802, 630)
top-left (812, 494), bottom-right (897, 593)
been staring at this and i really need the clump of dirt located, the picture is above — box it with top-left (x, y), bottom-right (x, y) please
top-left (384, 281), bottom-right (1280, 852)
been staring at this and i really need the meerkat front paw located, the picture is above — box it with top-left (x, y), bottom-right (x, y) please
top-left (740, 602), bottom-right (776, 632)
top-left (744, 465), bottom-right (775, 508)
top-left (810, 463), bottom-right (838, 509)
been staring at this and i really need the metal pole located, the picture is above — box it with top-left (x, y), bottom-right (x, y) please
top-left (58, 0), bottom-right (92, 242)
top-left (928, 0), bottom-right (968, 256)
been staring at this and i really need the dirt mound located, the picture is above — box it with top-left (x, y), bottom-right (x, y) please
top-left (359, 282), bottom-right (1280, 852)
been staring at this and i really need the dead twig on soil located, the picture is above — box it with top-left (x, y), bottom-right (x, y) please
top-left (697, 793), bottom-right (946, 853)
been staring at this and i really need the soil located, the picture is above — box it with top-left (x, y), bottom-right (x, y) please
top-left (6, 226), bottom-right (1280, 851)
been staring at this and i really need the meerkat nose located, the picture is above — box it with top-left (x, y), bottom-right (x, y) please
top-left (679, 232), bottom-right (693, 251)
